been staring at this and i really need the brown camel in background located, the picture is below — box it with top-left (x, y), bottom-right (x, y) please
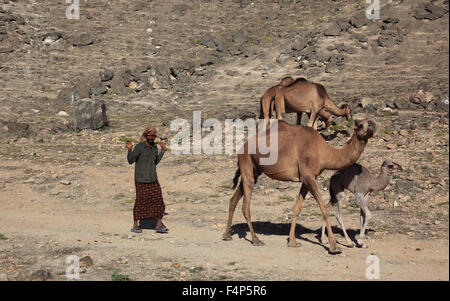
top-left (260, 76), bottom-right (295, 122)
top-left (222, 118), bottom-right (376, 254)
top-left (260, 77), bottom-right (335, 128)
top-left (272, 78), bottom-right (352, 129)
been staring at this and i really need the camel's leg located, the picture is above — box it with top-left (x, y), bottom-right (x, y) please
top-left (357, 194), bottom-right (371, 248)
top-left (222, 182), bottom-right (243, 241)
top-left (307, 110), bottom-right (319, 129)
top-left (274, 94), bottom-right (284, 120)
top-left (335, 194), bottom-right (354, 247)
top-left (262, 96), bottom-right (272, 128)
top-left (296, 112), bottom-right (303, 125)
top-left (319, 109), bottom-right (333, 128)
top-left (288, 183), bottom-right (309, 248)
top-left (321, 191), bottom-right (353, 247)
top-left (304, 175), bottom-right (341, 254)
top-left (241, 177), bottom-right (264, 246)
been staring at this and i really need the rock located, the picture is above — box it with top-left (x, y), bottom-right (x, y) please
top-left (276, 53), bottom-right (291, 65)
top-left (411, 90), bottom-right (433, 104)
top-left (417, 3), bottom-right (449, 20)
top-left (350, 14), bottom-right (368, 28)
top-left (324, 22), bottom-right (341, 36)
top-left (79, 256), bottom-right (94, 268)
top-left (60, 180), bottom-right (71, 185)
top-left (393, 200), bottom-right (399, 208)
top-left (239, 0), bottom-right (250, 8)
top-left (0, 47), bottom-right (14, 53)
top-left (128, 81), bottom-right (138, 89)
top-left (109, 74), bottom-right (128, 95)
top-left (0, 120), bottom-right (31, 137)
top-left (200, 33), bottom-right (216, 48)
top-left (74, 80), bottom-right (92, 99)
top-left (266, 12), bottom-right (279, 21)
top-left (291, 40), bottom-right (307, 51)
top-left (72, 31), bottom-right (93, 46)
top-left (75, 99), bottom-right (108, 130)
top-left (383, 17), bottom-right (399, 24)
top-left (90, 82), bottom-right (108, 95)
top-left (336, 18), bottom-right (351, 32)
top-left (57, 87), bottom-right (80, 105)
top-left (232, 32), bottom-right (247, 44)
top-left (399, 129), bottom-right (408, 137)
top-left (58, 111), bottom-right (69, 117)
top-left (30, 270), bottom-right (53, 281)
top-left (100, 69), bottom-right (114, 82)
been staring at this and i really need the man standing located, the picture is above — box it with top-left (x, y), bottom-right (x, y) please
top-left (126, 126), bottom-right (168, 234)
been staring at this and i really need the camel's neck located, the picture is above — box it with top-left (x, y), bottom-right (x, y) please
top-left (324, 97), bottom-right (346, 116)
top-left (321, 135), bottom-right (367, 170)
top-left (370, 167), bottom-right (390, 192)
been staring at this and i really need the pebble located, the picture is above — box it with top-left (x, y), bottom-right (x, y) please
top-left (58, 111), bottom-right (69, 117)
top-left (393, 200), bottom-right (399, 208)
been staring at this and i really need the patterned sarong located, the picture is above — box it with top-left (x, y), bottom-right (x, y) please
top-left (134, 181), bottom-right (165, 220)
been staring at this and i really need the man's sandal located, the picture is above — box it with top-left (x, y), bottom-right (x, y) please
top-left (155, 225), bottom-right (168, 234)
top-left (131, 226), bottom-right (142, 233)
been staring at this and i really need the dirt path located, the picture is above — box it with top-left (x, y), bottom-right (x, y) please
top-left (0, 160), bottom-right (448, 281)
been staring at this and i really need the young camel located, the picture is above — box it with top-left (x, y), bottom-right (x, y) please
top-left (273, 78), bottom-right (352, 129)
top-left (222, 118), bottom-right (376, 254)
top-left (260, 77), bottom-right (335, 128)
top-left (321, 159), bottom-right (403, 248)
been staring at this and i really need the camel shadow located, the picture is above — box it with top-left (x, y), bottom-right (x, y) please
top-left (230, 221), bottom-right (375, 251)
top-left (320, 129), bottom-right (350, 141)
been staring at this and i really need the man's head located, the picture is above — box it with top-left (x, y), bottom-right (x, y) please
top-left (140, 126), bottom-right (157, 143)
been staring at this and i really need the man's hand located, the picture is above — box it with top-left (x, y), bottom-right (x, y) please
top-left (125, 141), bottom-right (133, 152)
top-left (160, 141), bottom-right (167, 152)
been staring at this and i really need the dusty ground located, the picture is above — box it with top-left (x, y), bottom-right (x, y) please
top-left (0, 0), bottom-right (448, 281)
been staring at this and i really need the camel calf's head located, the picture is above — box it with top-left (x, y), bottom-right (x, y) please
top-left (382, 159), bottom-right (403, 173)
top-left (354, 118), bottom-right (376, 140)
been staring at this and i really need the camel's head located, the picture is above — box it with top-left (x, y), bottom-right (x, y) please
top-left (341, 104), bottom-right (352, 120)
top-left (381, 159), bottom-right (403, 174)
top-left (354, 118), bottom-right (376, 141)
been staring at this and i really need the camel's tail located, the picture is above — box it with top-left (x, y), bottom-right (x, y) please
top-left (259, 96), bottom-right (264, 120)
top-left (232, 167), bottom-right (241, 189)
top-left (328, 178), bottom-right (338, 207)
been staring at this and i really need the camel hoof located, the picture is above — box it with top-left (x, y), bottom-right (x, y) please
top-left (328, 246), bottom-right (342, 255)
top-left (320, 237), bottom-right (329, 245)
top-left (252, 240), bottom-right (265, 246)
top-left (287, 241), bottom-right (301, 248)
top-left (345, 241), bottom-right (355, 248)
top-left (357, 242), bottom-right (369, 249)
top-left (222, 234), bottom-right (232, 241)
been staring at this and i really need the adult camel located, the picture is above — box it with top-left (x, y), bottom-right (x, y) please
top-left (260, 77), bottom-right (336, 128)
top-left (272, 78), bottom-right (352, 129)
top-left (222, 118), bottom-right (376, 254)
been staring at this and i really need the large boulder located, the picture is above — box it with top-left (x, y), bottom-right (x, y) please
top-left (75, 98), bottom-right (108, 130)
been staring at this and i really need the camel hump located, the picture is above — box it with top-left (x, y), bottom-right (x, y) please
top-left (314, 83), bottom-right (329, 99)
top-left (279, 76), bottom-right (295, 87)
top-left (285, 77), bottom-right (308, 87)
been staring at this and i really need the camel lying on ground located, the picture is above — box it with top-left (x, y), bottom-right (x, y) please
top-left (321, 159), bottom-right (402, 248)
top-left (260, 77), bottom-right (336, 128)
top-left (222, 117), bottom-right (376, 254)
top-left (270, 78), bottom-right (352, 129)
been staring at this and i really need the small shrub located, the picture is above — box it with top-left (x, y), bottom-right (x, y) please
top-left (111, 271), bottom-right (130, 281)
